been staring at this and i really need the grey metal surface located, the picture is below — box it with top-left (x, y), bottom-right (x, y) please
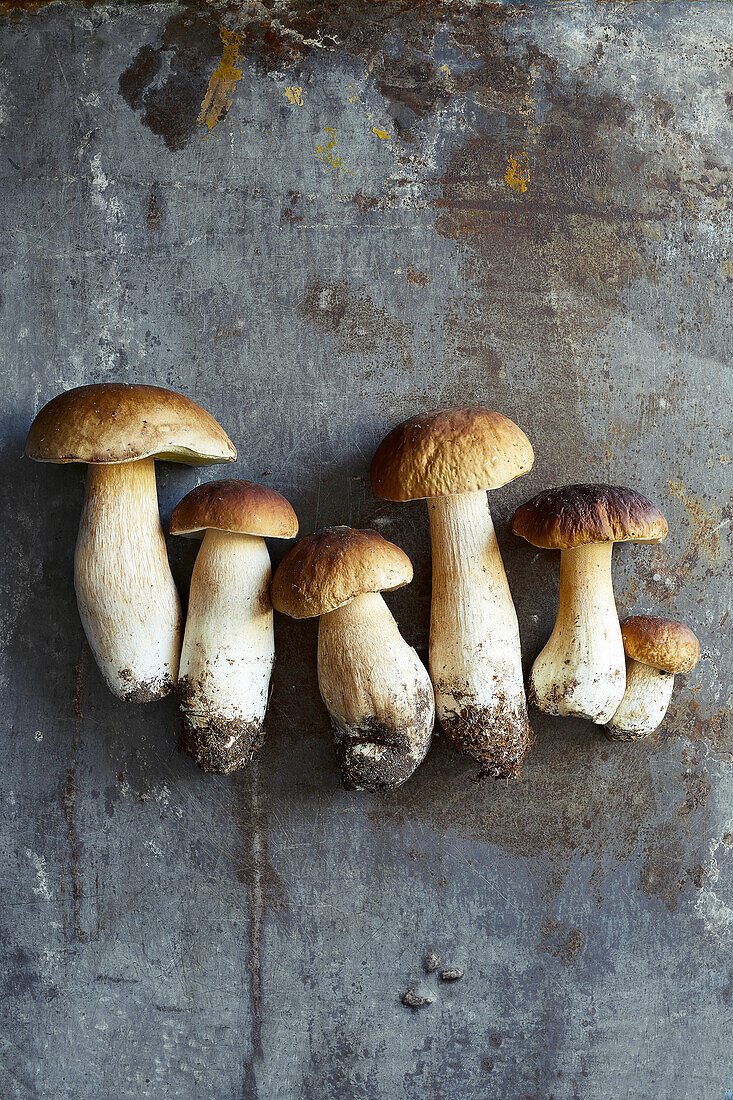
top-left (1, 3), bottom-right (731, 1097)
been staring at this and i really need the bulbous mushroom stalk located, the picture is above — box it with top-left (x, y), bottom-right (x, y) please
top-left (606, 616), bottom-right (699, 740)
top-left (75, 458), bottom-right (182, 702)
top-left (25, 383), bottom-right (236, 702)
top-left (170, 480), bottom-right (298, 774)
top-left (427, 490), bottom-right (530, 776)
top-left (272, 527), bottom-right (434, 792)
top-left (370, 408), bottom-right (534, 778)
top-left (512, 485), bottom-right (668, 724)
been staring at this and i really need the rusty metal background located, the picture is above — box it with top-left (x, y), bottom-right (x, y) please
top-left (1, 3), bottom-right (731, 1098)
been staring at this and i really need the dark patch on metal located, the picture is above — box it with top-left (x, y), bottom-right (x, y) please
top-left (365, 721), bottom-right (669, 890)
top-left (541, 917), bottom-right (585, 965)
top-left (145, 185), bottom-right (163, 230)
top-left (119, 11), bottom-right (223, 151)
top-left (676, 767), bottom-right (711, 818)
top-left (63, 644), bottom-right (89, 944)
top-left (440, 967), bottom-right (464, 981)
top-left (233, 760), bottom-right (288, 1061)
top-left (638, 823), bottom-right (709, 912)
top-left (373, 53), bottom-right (447, 129)
top-left (299, 276), bottom-right (414, 363)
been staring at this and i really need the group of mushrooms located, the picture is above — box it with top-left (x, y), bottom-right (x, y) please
top-left (26, 384), bottom-right (700, 789)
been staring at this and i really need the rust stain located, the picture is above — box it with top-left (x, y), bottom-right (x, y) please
top-left (406, 266), bottom-right (429, 286)
top-left (541, 917), bottom-right (585, 965)
top-left (197, 27), bottom-right (243, 134)
top-left (658, 696), bottom-right (732, 753)
top-left (667, 479), bottom-right (730, 564)
top-left (638, 823), bottom-right (709, 911)
top-left (676, 766), bottom-right (711, 817)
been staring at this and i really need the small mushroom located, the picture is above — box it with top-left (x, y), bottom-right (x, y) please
top-left (170, 480), bottom-right (298, 774)
top-left (511, 486), bottom-right (668, 723)
top-left (371, 408), bottom-right (534, 778)
top-left (606, 616), bottom-right (700, 740)
top-left (271, 527), bottom-right (434, 791)
top-left (25, 383), bottom-right (235, 701)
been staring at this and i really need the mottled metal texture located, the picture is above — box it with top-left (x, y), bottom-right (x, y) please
top-left (1, 3), bottom-right (731, 1098)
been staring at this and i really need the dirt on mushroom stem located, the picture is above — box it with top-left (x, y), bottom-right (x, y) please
top-left (331, 680), bottom-right (435, 792)
top-left (177, 676), bottom-right (266, 775)
top-left (440, 688), bottom-right (534, 779)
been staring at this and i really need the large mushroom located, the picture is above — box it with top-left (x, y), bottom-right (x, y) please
top-left (25, 383), bottom-right (235, 701)
top-left (511, 485), bottom-right (668, 723)
top-left (606, 616), bottom-right (699, 740)
top-left (370, 408), bottom-right (534, 778)
top-left (271, 527), bottom-right (434, 792)
top-left (170, 479), bottom-right (298, 774)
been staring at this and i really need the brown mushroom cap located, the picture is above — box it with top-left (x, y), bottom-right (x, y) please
top-left (511, 485), bottom-right (668, 549)
top-left (370, 408), bottom-right (534, 502)
top-left (271, 526), bottom-right (413, 619)
top-left (25, 383), bottom-right (236, 466)
top-left (170, 479), bottom-right (298, 540)
top-left (621, 616), bottom-right (700, 674)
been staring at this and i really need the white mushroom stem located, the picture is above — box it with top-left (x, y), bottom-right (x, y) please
top-left (427, 490), bottom-right (532, 777)
top-left (74, 458), bottom-right (182, 702)
top-left (606, 657), bottom-right (675, 739)
top-left (317, 591), bottom-right (434, 791)
top-left (177, 529), bottom-right (274, 774)
top-left (529, 542), bottom-right (625, 723)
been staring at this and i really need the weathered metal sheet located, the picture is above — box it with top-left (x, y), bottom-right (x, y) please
top-left (1, 3), bottom-right (730, 1097)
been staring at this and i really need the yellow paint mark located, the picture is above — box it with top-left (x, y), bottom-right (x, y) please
top-left (197, 29), bottom-right (243, 134)
top-left (284, 86), bottom-right (305, 106)
top-left (504, 67), bottom-right (539, 194)
top-left (316, 128), bottom-right (353, 182)
top-left (505, 151), bottom-right (530, 193)
top-left (347, 84), bottom-right (360, 104)
top-left (438, 64), bottom-right (455, 93)
top-left (372, 127), bottom-right (391, 140)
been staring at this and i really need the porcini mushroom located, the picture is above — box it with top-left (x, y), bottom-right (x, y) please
top-left (606, 616), bottom-right (699, 740)
top-left (271, 527), bottom-right (434, 791)
top-left (370, 408), bottom-right (534, 778)
top-left (25, 383), bottom-right (235, 701)
top-left (170, 479), bottom-right (298, 774)
top-left (511, 486), bottom-right (668, 723)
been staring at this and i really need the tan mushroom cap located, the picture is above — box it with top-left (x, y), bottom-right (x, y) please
top-left (370, 408), bottom-right (534, 502)
top-left (511, 484), bottom-right (668, 549)
top-left (621, 616), bottom-right (700, 674)
top-left (170, 479), bottom-right (298, 540)
top-left (271, 526), bottom-right (413, 619)
top-left (25, 383), bottom-right (236, 466)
